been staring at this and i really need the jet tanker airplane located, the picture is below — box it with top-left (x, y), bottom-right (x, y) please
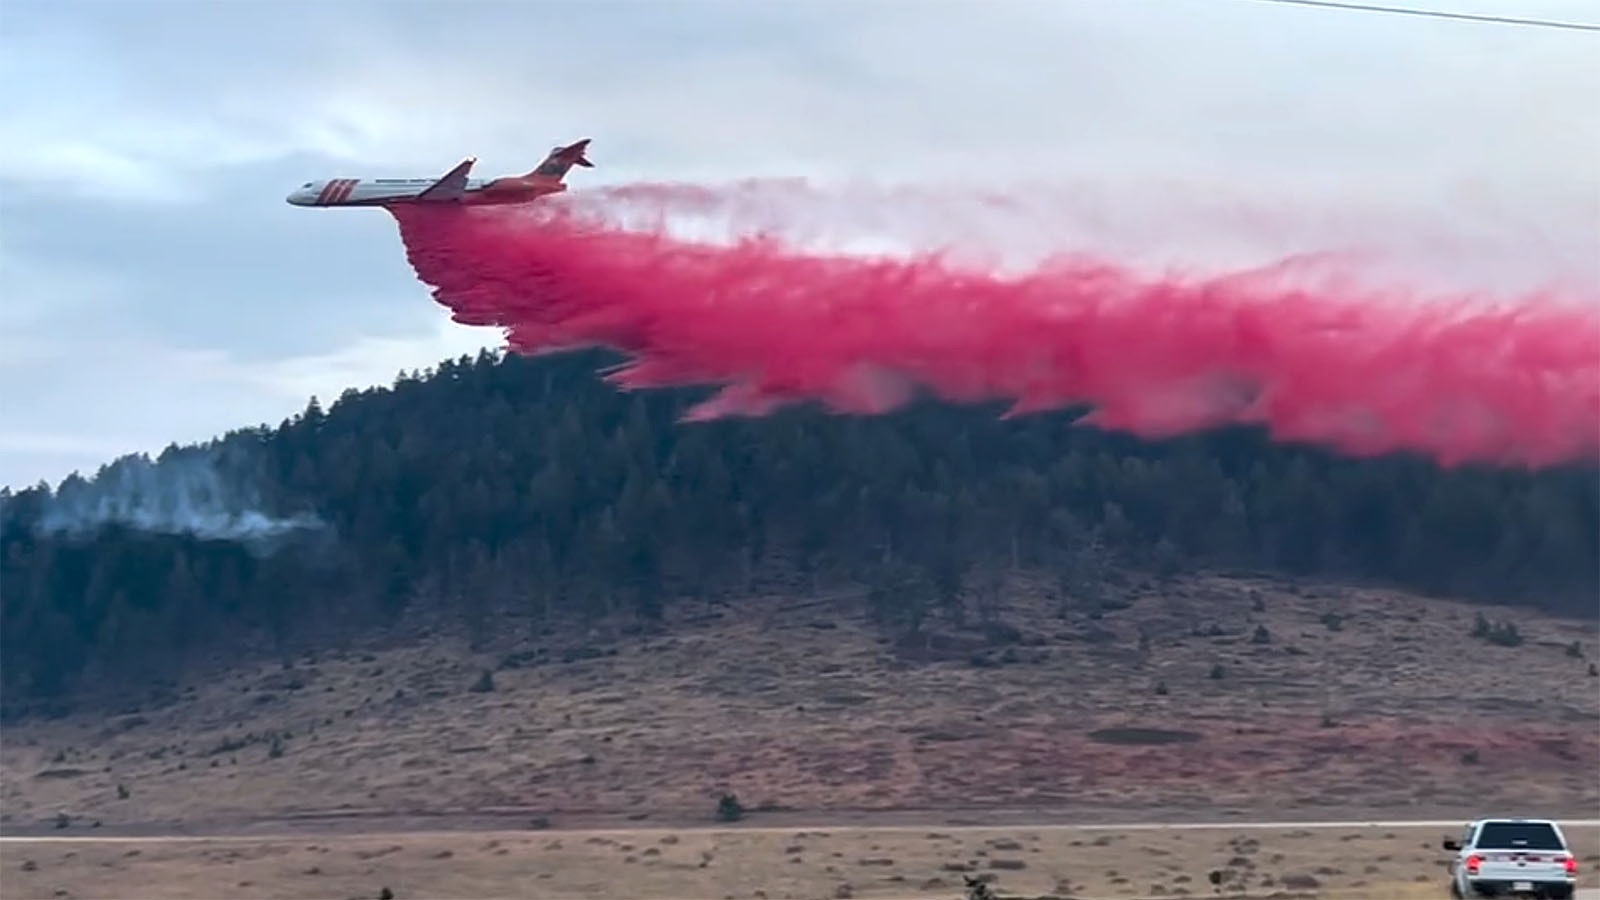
top-left (287, 138), bottom-right (593, 208)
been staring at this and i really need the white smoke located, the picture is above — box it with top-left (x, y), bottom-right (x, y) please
top-left (561, 175), bottom-right (1598, 302)
top-left (35, 445), bottom-right (325, 548)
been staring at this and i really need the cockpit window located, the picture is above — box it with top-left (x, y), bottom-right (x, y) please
top-left (301, 182), bottom-right (313, 188)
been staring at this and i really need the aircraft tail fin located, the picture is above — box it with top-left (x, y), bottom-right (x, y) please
top-left (527, 138), bottom-right (594, 181)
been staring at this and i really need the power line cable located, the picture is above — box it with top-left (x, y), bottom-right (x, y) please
top-left (1233, 0), bottom-right (1600, 32)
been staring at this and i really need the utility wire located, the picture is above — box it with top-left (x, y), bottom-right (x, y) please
top-left (1234, 0), bottom-right (1600, 32)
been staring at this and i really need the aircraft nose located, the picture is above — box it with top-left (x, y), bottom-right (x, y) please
top-left (286, 184), bottom-right (318, 206)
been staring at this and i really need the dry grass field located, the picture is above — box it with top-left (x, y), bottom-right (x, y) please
top-left (4, 823), bottom-right (1598, 899)
top-left (3, 572), bottom-right (1595, 835)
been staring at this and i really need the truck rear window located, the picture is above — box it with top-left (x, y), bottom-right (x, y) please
top-left (1476, 822), bottom-right (1564, 850)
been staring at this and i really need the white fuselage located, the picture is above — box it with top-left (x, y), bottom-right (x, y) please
top-left (285, 175), bottom-right (567, 208)
top-left (286, 177), bottom-right (495, 207)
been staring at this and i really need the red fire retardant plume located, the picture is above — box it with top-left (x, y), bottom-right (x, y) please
top-left (389, 197), bottom-right (1600, 469)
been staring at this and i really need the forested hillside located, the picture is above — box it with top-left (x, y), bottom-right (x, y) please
top-left (3, 349), bottom-right (1596, 709)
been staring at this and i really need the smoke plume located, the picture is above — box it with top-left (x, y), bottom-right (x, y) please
top-left (35, 446), bottom-right (325, 551)
top-left (390, 180), bottom-right (1600, 469)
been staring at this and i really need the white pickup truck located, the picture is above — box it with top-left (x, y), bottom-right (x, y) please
top-left (1443, 818), bottom-right (1579, 899)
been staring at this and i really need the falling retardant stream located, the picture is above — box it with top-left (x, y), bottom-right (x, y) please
top-left (388, 184), bottom-right (1600, 469)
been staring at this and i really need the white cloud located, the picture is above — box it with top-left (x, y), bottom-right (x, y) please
top-left (0, 431), bottom-right (143, 457)
top-left (5, 1), bottom-right (1596, 194)
top-left (0, 248), bottom-right (129, 330)
top-left (0, 320), bottom-right (499, 489)
top-left (0, 35), bottom-right (296, 205)
top-left (239, 318), bottom-right (497, 403)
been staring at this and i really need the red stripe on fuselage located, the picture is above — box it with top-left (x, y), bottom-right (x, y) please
top-left (317, 179), bottom-right (356, 205)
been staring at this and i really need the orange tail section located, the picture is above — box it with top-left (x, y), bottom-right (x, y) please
top-left (527, 138), bottom-right (594, 181)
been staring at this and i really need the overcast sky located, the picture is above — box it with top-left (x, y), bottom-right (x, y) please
top-left (2, 0), bottom-right (1596, 490)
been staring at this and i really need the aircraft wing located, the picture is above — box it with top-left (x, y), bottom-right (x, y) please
top-left (417, 158), bottom-right (475, 201)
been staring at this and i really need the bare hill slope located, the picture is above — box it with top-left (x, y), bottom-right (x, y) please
top-left (4, 573), bottom-right (1597, 834)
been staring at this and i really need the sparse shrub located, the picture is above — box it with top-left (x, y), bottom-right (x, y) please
top-left (1565, 641), bottom-right (1583, 659)
top-left (715, 792), bottom-right (744, 822)
top-left (1250, 591), bottom-right (1265, 612)
top-left (988, 859), bottom-right (1026, 870)
top-left (1489, 622), bottom-right (1522, 646)
top-left (1154, 680), bottom-right (1169, 696)
top-left (267, 735), bottom-right (285, 759)
top-left (1098, 596), bottom-right (1133, 613)
top-left (1209, 663), bottom-right (1226, 680)
top-left (208, 734), bottom-right (254, 756)
top-left (1471, 615), bottom-right (1523, 647)
top-left (1320, 612), bottom-right (1343, 631)
top-left (116, 784), bottom-right (129, 800)
top-left (53, 812), bottom-right (69, 829)
top-left (962, 875), bottom-right (996, 900)
top-left (1251, 625), bottom-right (1271, 644)
top-left (470, 670), bottom-right (494, 693)
top-left (1588, 663), bottom-right (1598, 678)
top-left (983, 622), bottom-right (1023, 644)
top-left (1460, 748), bottom-right (1480, 765)
top-left (1152, 538), bottom-right (1182, 575)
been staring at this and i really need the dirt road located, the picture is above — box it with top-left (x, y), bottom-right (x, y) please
top-left (4, 816), bottom-right (1597, 899)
